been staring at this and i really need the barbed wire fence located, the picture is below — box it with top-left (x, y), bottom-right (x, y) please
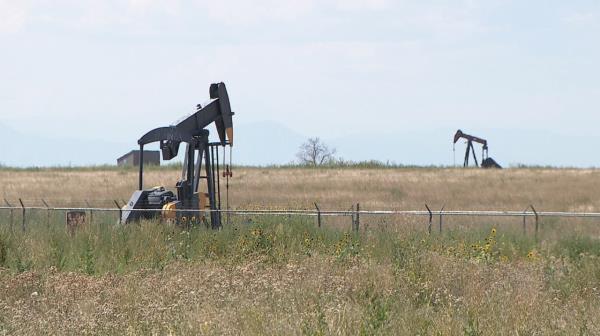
top-left (3, 198), bottom-right (600, 238)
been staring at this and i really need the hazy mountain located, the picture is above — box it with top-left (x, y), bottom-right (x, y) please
top-left (234, 121), bottom-right (306, 165)
top-left (1, 121), bottom-right (600, 168)
top-left (0, 120), bottom-right (306, 167)
top-left (0, 122), bottom-right (131, 167)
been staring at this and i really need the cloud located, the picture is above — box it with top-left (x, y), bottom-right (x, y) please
top-left (0, 0), bottom-right (183, 34)
top-left (188, 0), bottom-right (392, 25)
top-left (196, 0), bottom-right (317, 24)
top-left (127, 0), bottom-right (182, 16)
top-left (0, 0), bottom-right (30, 33)
top-left (0, 0), bottom-right (394, 32)
top-left (333, 0), bottom-right (389, 11)
top-left (562, 10), bottom-right (599, 28)
top-left (0, 0), bottom-right (492, 43)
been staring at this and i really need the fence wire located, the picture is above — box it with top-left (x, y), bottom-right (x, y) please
top-left (2, 201), bottom-right (600, 238)
top-left (3, 205), bottom-right (600, 218)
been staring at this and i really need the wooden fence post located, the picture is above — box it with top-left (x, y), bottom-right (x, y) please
top-left (439, 205), bottom-right (445, 233)
top-left (530, 205), bottom-right (539, 240)
top-left (355, 203), bottom-right (360, 232)
top-left (41, 199), bottom-right (50, 227)
top-left (350, 204), bottom-right (354, 231)
top-left (314, 202), bottom-right (321, 228)
top-left (114, 200), bottom-right (122, 224)
top-left (425, 204), bottom-right (432, 234)
top-left (522, 206), bottom-right (528, 236)
top-left (18, 198), bottom-right (25, 232)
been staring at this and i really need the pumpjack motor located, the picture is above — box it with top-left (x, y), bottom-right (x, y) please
top-left (121, 82), bottom-right (234, 228)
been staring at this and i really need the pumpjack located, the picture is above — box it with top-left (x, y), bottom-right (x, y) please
top-left (453, 129), bottom-right (501, 169)
top-left (121, 82), bottom-right (234, 228)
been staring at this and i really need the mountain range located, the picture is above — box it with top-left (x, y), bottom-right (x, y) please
top-left (1, 121), bottom-right (599, 168)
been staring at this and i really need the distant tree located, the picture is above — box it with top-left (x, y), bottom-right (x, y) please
top-left (296, 137), bottom-right (336, 166)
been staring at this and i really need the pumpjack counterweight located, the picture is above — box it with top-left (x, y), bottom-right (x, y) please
top-left (121, 82), bottom-right (235, 228)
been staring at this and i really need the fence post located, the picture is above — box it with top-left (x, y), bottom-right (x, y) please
top-left (350, 204), bottom-right (354, 231)
top-left (18, 198), bottom-right (25, 232)
top-left (41, 199), bottom-right (50, 227)
top-left (522, 206), bottom-right (528, 235)
top-left (355, 203), bottom-right (360, 232)
top-left (439, 205), bottom-right (445, 233)
top-left (314, 202), bottom-right (321, 228)
top-left (425, 204), bottom-right (432, 234)
top-left (4, 199), bottom-right (14, 231)
top-left (114, 200), bottom-right (122, 224)
top-left (530, 205), bottom-right (539, 240)
top-left (86, 200), bottom-right (93, 225)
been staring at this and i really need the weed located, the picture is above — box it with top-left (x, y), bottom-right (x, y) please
top-left (556, 236), bottom-right (600, 260)
top-left (13, 253), bottom-right (32, 273)
top-left (49, 236), bottom-right (67, 270)
top-left (81, 236), bottom-right (96, 275)
top-left (463, 312), bottom-right (481, 336)
top-left (301, 303), bottom-right (328, 336)
top-left (334, 232), bottom-right (361, 260)
top-left (0, 234), bottom-right (6, 266)
top-left (359, 291), bottom-right (388, 335)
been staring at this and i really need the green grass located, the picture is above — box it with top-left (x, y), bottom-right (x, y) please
top-left (0, 215), bottom-right (598, 276)
top-left (0, 216), bottom-right (359, 274)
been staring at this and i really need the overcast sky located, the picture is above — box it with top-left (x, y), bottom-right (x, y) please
top-left (1, 1), bottom-right (600, 165)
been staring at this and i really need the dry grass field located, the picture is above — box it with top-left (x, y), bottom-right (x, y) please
top-left (3, 166), bottom-right (600, 211)
top-left (1, 166), bottom-right (600, 335)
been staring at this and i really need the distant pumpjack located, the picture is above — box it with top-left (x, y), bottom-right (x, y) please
top-left (453, 130), bottom-right (501, 169)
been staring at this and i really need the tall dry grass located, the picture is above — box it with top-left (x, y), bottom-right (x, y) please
top-left (2, 167), bottom-right (600, 211)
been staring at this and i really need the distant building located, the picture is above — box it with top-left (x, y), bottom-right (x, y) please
top-left (117, 150), bottom-right (160, 167)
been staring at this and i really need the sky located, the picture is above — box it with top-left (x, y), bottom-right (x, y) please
top-left (1, 1), bottom-right (600, 166)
